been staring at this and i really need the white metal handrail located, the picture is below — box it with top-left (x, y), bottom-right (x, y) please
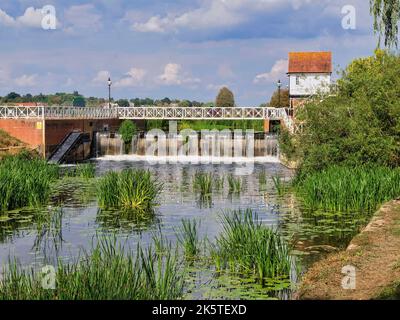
top-left (0, 105), bottom-right (295, 132)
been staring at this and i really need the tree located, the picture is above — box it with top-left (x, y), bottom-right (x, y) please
top-left (5, 92), bottom-right (21, 102)
top-left (370, 0), bottom-right (400, 48)
top-left (179, 100), bottom-right (192, 108)
top-left (161, 97), bottom-right (171, 105)
top-left (117, 99), bottom-right (130, 108)
top-left (73, 96), bottom-right (86, 107)
top-left (280, 50), bottom-right (400, 174)
top-left (216, 87), bottom-right (235, 108)
top-left (118, 120), bottom-right (137, 154)
top-left (268, 88), bottom-right (290, 108)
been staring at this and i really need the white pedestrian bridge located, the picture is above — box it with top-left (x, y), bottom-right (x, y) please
top-left (0, 105), bottom-right (295, 132)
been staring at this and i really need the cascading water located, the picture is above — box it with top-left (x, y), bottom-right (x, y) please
top-left (96, 131), bottom-right (280, 163)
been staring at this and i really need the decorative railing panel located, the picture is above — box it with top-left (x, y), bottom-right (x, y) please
top-left (0, 105), bottom-right (295, 132)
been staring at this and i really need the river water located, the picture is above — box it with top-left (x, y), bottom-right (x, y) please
top-left (0, 155), bottom-right (369, 299)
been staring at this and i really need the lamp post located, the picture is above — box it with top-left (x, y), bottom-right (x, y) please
top-left (277, 79), bottom-right (282, 108)
top-left (108, 77), bottom-right (112, 108)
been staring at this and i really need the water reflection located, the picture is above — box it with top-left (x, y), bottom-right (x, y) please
top-left (0, 160), bottom-right (371, 299)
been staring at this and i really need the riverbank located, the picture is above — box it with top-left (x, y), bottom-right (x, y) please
top-left (297, 199), bottom-right (400, 300)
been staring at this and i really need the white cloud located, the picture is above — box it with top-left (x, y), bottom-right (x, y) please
top-left (158, 63), bottom-right (200, 86)
top-left (15, 74), bottom-right (37, 87)
top-left (115, 68), bottom-right (147, 87)
top-left (0, 7), bottom-right (59, 29)
top-left (16, 7), bottom-right (44, 28)
top-left (254, 59), bottom-right (288, 83)
top-left (64, 4), bottom-right (102, 33)
top-left (92, 70), bottom-right (111, 84)
top-left (0, 9), bottom-right (15, 27)
top-left (132, 0), bottom-right (326, 33)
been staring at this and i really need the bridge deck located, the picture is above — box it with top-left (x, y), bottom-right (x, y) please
top-left (0, 106), bottom-right (290, 120)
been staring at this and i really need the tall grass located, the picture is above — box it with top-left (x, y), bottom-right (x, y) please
top-left (0, 236), bottom-right (184, 300)
top-left (176, 219), bottom-right (200, 257)
top-left (295, 166), bottom-right (400, 213)
top-left (211, 209), bottom-right (293, 285)
top-left (193, 172), bottom-right (226, 195)
top-left (97, 169), bottom-right (162, 214)
top-left (74, 163), bottom-right (96, 179)
top-left (0, 156), bottom-right (59, 212)
top-left (272, 176), bottom-right (286, 196)
top-left (227, 174), bottom-right (242, 193)
top-left (193, 172), bottom-right (213, 196)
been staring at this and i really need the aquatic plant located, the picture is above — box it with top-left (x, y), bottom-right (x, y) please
top-left (227, 174), bottom-right (242, 193)
top-left (0, 156), bottom-right (59, 212)
top-left (176, 219), bottom-right (200, 257)
top-left (213, 175), bottom-right (225, 191)
top-left (74, 163), bottom-right (96, 179)
top-left (211, 209), bottom-right (293, 285)
top-left (295, 165), bottom-right (400, 213)
top-left (193, 172), bottom-right (213, 196)
top-left (0, 236), bottom-right (184, 300)
top-left (97, 169), bottom-right (162, 215)
top-left (272, 176), bottom-right (286, 196)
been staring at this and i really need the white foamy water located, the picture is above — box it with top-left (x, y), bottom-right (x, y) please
top-left (95, 154), bottom-right (280, 164)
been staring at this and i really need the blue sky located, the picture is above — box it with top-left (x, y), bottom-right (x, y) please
top-left (0, 0), bottom-right (381, 105)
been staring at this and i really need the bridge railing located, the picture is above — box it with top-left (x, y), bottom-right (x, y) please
top-left (117, 106), bottom-right (289, 120)
top-left (0, 106), bottom-right (295, 132)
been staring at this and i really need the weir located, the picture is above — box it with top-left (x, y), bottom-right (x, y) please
top-left (0, 105), bottom-right (293, 163)
top-left (96, 132), bottom-right (280, 163)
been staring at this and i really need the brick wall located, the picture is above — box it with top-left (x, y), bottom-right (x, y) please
top-left (0, 119), bottom-right (43, 149)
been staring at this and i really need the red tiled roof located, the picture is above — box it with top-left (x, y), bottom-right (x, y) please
top-left (288, 52), bottom-right (332, 73)
top-left (16, 102), bottom-right (38, 107)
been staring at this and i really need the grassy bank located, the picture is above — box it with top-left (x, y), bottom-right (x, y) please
top-left (295, 166), bottom-right (400, 213)
top-left (297, 200), bottom-right (400, 300)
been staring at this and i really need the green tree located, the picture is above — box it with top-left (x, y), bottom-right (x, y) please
top-left (268, 88), bottom-right (290, 108)
top-left (280, 50), bottom-right (400, 174)
top-left (370, 0), bottom-right (400, 47)
top-left (73, 96), bottom-right (86, 107)
top-left (117, 99), bottom-right (130, 108)
top-left (118, 120), bottom-right (137, 154)
top-left (216, 87), bottom-right (235, 108)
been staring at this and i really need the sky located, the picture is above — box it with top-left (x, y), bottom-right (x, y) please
top-left (0, 0), bottom-right (383, 106)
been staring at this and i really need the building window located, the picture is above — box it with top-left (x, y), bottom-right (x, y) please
top-left (296, 76), bottom-right (300, 85)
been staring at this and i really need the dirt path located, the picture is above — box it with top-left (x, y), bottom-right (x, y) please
top-left (297, 199), bottom-right (400, 300)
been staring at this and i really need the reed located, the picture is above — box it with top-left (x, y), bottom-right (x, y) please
top-left (272, 176), bottom-right (286, 196)
top-left (176, 219), bottom-right (200, 257)
top-left (0, 236), bottom-right (184, 300)
top-left (211, 209), bottom-right (293, 285)
top-left (74, 163), bottom-right (96, 179)
top-left (193, 172), bottom-right (213, 196)
top-left (295, 165), bottom-right (400, 213)
top-left (227, 174), bottom-right (242, 193)
top-left (97, 169), bottom-right (162, 215)
top-left (0, 156), bottom-right (59, 212)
